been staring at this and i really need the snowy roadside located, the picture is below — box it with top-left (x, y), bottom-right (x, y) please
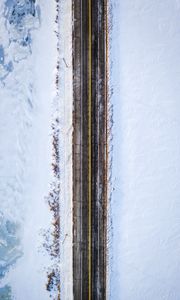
top-left (110, 1), bottom-right (180, 299)
top-left (58, 0), bottom-right (73, 299)
top-left (1, 1), bottom-right (57, 299)
top-left (0, 0), bottom-right (73, 299)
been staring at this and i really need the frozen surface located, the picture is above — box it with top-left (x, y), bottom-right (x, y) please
top-left (110, 0), bottom-right (180, 299)
top-left (0, 0), bottom-right (73, 299)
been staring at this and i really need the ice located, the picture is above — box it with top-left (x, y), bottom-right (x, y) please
top-left (0, 0), bottom-right (53, 298)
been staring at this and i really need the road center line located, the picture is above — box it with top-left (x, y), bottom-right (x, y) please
top-left (88, 0), bottom-right (92, 299)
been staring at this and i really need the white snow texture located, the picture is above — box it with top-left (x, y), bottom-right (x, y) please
top-left (110, 0), bottom-right (180, 299)
top-left (0, 0), bottom-right (73, 299)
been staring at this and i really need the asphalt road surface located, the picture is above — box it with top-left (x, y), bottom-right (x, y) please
top-left (73, 0), bottom-right (108, 299)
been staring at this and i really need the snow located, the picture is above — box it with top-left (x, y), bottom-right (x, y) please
top-left (0, 0), bottom-right (73, 299)
top-left (58, 0), bottom-right (73, 299)
top-left (110, 0), bottom-right (180, 299)
top-left (6, 1), bottom-right (57, 298)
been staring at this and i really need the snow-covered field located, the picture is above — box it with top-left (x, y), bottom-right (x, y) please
top-left (0, 1), bottom-right (72, 299)
top-left (3, 0), bottom-right (180, 299)
top-left (110, 0), bottom-right (180, 299)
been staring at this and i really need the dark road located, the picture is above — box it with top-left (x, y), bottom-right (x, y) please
top-left (73, 0), bottom-right (108, 299)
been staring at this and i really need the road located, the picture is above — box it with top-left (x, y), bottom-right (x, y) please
top-left (73, 0), bottom-right (108, 299)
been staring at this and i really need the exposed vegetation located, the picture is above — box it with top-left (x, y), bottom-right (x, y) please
top-left (43, 1), bottom-right (61, 299)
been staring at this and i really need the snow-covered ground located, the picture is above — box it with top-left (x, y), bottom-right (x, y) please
top-left (58, 0), bottom-right (73, 299)
top-left (110, 0), bottom-right (180, 299)
top-left (0, 1), bottom-right (73, 299)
